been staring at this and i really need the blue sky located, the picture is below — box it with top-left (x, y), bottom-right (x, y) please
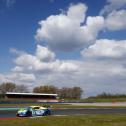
top-left (0, 0), bottom-right (126, 96)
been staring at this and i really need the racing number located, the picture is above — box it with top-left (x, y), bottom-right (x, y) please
top-left (35, 110), bottom-right (44, 115)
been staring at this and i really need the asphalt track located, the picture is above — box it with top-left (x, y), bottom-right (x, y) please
top-left (1, 108), bottom-right (126, 118)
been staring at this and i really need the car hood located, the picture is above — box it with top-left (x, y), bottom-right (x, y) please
top-left (18, 109), bottom-right (27, 113)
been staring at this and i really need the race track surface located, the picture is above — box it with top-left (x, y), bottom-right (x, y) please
top-left (1, 108), bottom-right (126, 118)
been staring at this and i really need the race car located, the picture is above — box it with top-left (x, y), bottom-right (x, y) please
top-left (16, 106), bottom-right (51, 117)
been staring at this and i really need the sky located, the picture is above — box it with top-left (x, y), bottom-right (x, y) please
top-left (0, 0), bottom-right (126, 97)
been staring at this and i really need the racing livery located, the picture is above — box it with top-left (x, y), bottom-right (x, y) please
top-left (16, 106), bottom-right (51, 117)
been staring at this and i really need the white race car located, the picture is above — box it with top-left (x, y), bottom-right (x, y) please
top-left (16, 106), bottom-right (51, 117)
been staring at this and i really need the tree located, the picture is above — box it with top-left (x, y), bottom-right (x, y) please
top-left (14, 84), bottom-right (29, 93)
top-left (0, 82), bottom-right (16, 93)
top-left (71, 87), bottom-right (83, 99)
top-left (0, 83), bottom-right (29, 94)
top-left (33, 85), bottom-right (58, 94)
top-left (58, 87), bottom-right (70, 99)
top-left (33, 85), bottom-right (83, 99)
top-left (59, 86), bottom-right (83, 99)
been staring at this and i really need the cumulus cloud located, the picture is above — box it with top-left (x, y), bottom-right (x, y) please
top-left (84, 16), bottom-right (105, 40)
top-left (11, 66), bottom-right (24, 72)
top-left (13, 45), bottom-right (78, 74)
top-left (100, 0), bottom-right (126, 15)
top-left (7, 73), bottom-right (36, 83)
top-left (34, 59), bottom-right (126, 96)
top-left (12, 45), bottom-right (56, 71)
top-left (5, 39), bottom-right (126, 96)
top-left (67, 3), bottom-right (87, 24)
top-left (36, 45), bottom-right (55, 62)
top-left (105, 10), bottom-right (126, 31)
top-left (81, 39), bottom-right (126, 59)
top-left (14, 54), bottom-right (40, 70)
top-left (14, 56), bottom-right (78, 74)
top-left (10, 39), bottom-right (126, 96)
top-left (0, 73), bottom-right (36, 85)
top-left (35, 3), bottom-right (104, 51)
top-left (58, 61), bottom-right (78, 73)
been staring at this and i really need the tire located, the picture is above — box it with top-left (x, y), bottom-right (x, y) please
top-left (46, 109), bottom-right (51, 115)
top-left (16, 114), bottom-right (19, 117)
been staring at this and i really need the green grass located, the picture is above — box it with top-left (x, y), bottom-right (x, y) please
top-left (1, 103), bottom-right (126, 109)
top-left (1, 114), bottom-right (126, 126)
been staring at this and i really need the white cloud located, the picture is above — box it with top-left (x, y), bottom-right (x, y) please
top-left (58, 61), bottom-right (78, 73)
top-left (10, 40), bottom-right (126, 96)
top-left (11, 66), bottom-right (24, 72)
top-left (36, 45), bottom-right (55, 62)
top-left (100, 0), bottom-right (126, 15)
top-left (35, 3), bottom-right (104, 51)
top-left (106, 10), bottom-right (126, 31)
top-left (0, 72), bottom-right (36, 85)
top-left (14, 57), bottom-right (78, 74)
top-left (13, 45), bottom-right (78, 74)
top-left (67, 3), bottom-right (87, 24)
top-left (81, 39), bottom-right (126, 58)
top-left (34, 59), bottom-right (126, 96)
top-left (4, 39), bottom-right (126, 96)
top-left (14, 53), bottom-right (40, 70)
top-left (84, 16), bottom-right (105, 41)
top-left (7, 73), bottom-right (36, 83)
top-left (12, 45), bottom-right (56, 72)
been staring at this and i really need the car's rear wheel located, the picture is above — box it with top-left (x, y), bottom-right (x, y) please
top-left (44, 110), bottom-right (51, 116)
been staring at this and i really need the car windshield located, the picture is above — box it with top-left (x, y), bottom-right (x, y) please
top-left (26, 107), bottom-right (32, 110)
top-left (18, 108), bottom-right (27, 111)
top-left (33, 107), bottom-right (40, 109)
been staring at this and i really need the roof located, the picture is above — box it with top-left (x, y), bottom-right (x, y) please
top-left (30, 106), bottom-right (46, 109)
top-left (6, 92), bottom-right (58, 96)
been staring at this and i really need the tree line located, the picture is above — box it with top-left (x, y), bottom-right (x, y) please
top-left (0, 82), bottom-right (83, 99)
top-left (88, 92), bottom-right (126, 99)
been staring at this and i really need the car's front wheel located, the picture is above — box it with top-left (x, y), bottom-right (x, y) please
top-left (26, 110), bottom-right (32, 117)
top-left (16, 113), bottom-right (19, 117)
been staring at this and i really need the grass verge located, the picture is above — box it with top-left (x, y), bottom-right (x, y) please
top-left (1, 103), bottom-right (126, 109)
top-left (1, 114), bottom-right (126, 126)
